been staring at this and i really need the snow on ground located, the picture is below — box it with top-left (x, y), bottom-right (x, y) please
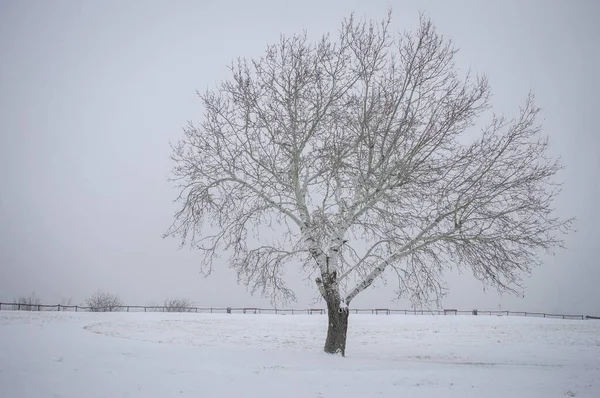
top-left (0, 311), bottom-right (598, 397)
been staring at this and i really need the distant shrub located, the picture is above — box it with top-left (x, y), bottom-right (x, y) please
top-left (85, 290), bottom-right (123, 312)
top-left (60, 297), bottom-right (73, 307)
top-left (14, 293), bottom-right (42, 311)
top-left (145, 301), bottom-right (164, 312)
top-left (163, 298), bottom-right (195, 312)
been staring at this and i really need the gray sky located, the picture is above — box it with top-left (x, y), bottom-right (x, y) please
top-left (1, 0), bottom-right (598, 314)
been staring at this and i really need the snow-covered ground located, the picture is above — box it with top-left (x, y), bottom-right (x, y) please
top-left (0, 311), bottom-right (598, 397)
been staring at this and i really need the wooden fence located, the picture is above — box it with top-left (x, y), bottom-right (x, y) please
top-left (0, 302), bottom-right (596, 320)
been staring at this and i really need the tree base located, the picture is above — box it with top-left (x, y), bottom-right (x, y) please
top-left (323, 303), bottom-right (349, 356)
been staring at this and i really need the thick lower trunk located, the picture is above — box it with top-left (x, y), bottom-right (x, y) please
top-left (316, 263), bottom-right (350, 356)
top-left (323, 299), bottom-right (349, 356)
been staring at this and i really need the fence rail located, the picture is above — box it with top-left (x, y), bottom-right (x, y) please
top-left (0, 302), bottom-right (596, 320)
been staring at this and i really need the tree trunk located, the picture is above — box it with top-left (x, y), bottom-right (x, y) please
top-left (323, 297), bottom-right (349, 356)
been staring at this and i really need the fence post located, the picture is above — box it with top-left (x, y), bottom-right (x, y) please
top-left (38, 305), bottom-right (41, 311)
top-left (75, 306), bottom-right (78, 312)
top-left (127, 306), bottom-right (130, 312)
top-left (0, 302), bottom-right (2, 310)
top-left (58, 304), bottom-right (61, 312)
top-left (18, 303), bottom-right (21, 311)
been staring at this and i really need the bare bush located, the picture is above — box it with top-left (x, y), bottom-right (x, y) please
top-left (55, 297), bottom-right (74, 311)
top-left (163, 298), bottom-right (195, 312)
top-left (145, 300), bottom-right (164, 312)
top-left (85, 290), bottom-right (123, 312)
top-left (14, 293), bottom-right (41, 311)
top-left (60, 297), bottom-right (73, 307)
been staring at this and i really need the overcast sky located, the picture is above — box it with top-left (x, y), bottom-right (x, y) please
top-left (1, 0), bottom-right (598, 314)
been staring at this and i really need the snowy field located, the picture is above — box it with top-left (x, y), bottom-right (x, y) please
top-left (0, 311), bottom-right (598, 398)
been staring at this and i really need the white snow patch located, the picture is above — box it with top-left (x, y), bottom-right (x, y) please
top-left (1, 311), bottom-right (599, 397)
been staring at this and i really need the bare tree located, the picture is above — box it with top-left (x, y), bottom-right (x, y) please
top-left (166, 12), bottom-right (573, 356)
top-left (85, 290), bottom-right (122, 312)
top-left (163, 298), bottom-right (195, 312)
top-left (15, 293), bottom-right (41, 311)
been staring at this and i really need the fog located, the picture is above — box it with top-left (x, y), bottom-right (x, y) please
top-left (1, 0), bottom-right (598, 314)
